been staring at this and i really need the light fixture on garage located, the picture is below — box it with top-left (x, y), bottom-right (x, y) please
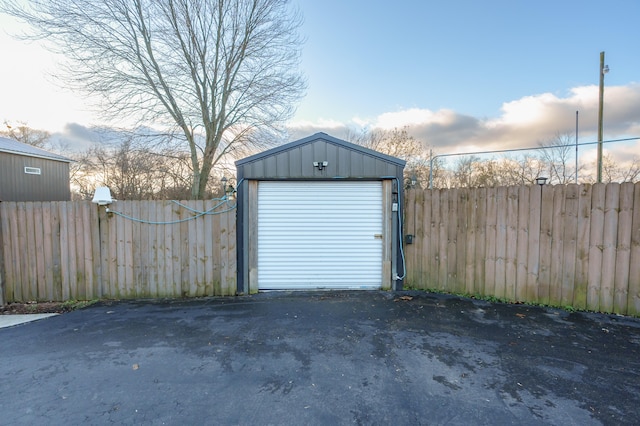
top-left (221, 176), bottom-right (236, 199)
top-left (313, 161), bottom-right (328, 171)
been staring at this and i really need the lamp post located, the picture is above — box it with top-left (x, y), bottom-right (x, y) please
top-left (596, 51), bottom-right (609, 183)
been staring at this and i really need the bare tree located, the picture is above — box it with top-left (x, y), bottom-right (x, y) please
top-left (538, 133), bottom-right (582, 185)
top-left (598, 153), bottom-right (640, 183)
top-left (347, 127), bottom-right (439, 188)
top-left (71, 136), bottom-right (212, 200)
top-left (3, 0), bottom-right (305, 199)
top-left (1, 120), bottom-right (50, 147)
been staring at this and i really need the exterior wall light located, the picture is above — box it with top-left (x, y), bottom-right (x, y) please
top-left (221, 177), bottom-right (236, 198)
top-left (92, 186), bottom-right (113, 206)
top-left (313, 161), bottom-right (328, 171)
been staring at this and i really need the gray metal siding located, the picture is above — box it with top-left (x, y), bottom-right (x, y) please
top-left (0, 152), bottom-right (71, 201)
top-left (240, 139), bottom-right (401, 179)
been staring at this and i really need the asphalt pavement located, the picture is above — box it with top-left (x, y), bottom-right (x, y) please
top-left (1, 291), bottom-right (639, 425)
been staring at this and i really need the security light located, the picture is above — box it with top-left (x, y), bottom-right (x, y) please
top-left (92, 187), bottom-right (113, 206)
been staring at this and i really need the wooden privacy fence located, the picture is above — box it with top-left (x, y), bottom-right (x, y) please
top-left (404, 182), bottom-right (640, 316)
top-left (0, 200), bottom-right (236, 304)
top-left (1, 184), bottom-right (639, 317)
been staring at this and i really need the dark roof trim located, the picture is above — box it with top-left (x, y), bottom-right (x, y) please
top-left (0, 136), bottom-right (73, 163)
top-left (236, 132), bottom-right (407, 167)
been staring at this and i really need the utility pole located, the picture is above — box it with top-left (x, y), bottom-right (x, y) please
top-left (575, 111), bottom-right (579, 183)
top-left (596, 51), bottom-right (609, 183)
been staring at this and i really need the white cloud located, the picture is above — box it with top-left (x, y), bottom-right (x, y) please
top-left (284, 83), bottom-right (640, 166)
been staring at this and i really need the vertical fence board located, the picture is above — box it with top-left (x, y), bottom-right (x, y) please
top-left (446, 189), bottom-right (458, 292)
top-left (194, 201), bottom-right (205, 296)
top-left (484, 188), bottom-right (498, 297)
top-left (628, 183), bottom-right (640, 316)
top-left (404, 189), bottom-right (416, 287)
top-left (182, 200), bottom-right (196, 297)
top-left (73, 202), bottom-right (86, 301)
top-left (613, 183), bottom-right (634, 314)
top-left (59, 202), bottom-right (73, 301)
top-left (438, 190), bottom-right (449, 290)
top-left (538, 186), bottom-right (554, 303)
top-left (421, 189), bottom-right (432, 288)
top-left (131, 201), bottom-right (143, 297)
top-left (108, 206), bottom-right (119, 299)
top-left (125, 201), bottom-right (136, 297)
top-left (0, 205), bottom-right (4, 306)
top-left (148, 201), bottom-right (159, 298)
top-left (474, 188), bottom-right (487, 295)
top-left (227, 206), bottom-right (238, 296)
top-left (587, 184), bottom-right (605, 311)
top-left (32, 202), bottom-right (47, 300)
top-left (429, 190), bottom-right (441, 290)
top-left (494, 187), bottom-right (508, 299)
top-left (221, 204), bottom-right (232, 295)
top-left (464, 188), bottom-right (477, 294)
top-left (527, 185), bottom-right (543, 303)
top-left (203, 201), bottom-right (214, 296)
top-left (156, 202), bottom-right (167, 296)
top-left (22, 203), bottom-right (38, 300)
top-left (455, 189), bottom-right (468, 294)
top-left (561, 185), bottom-right (579, 307)
top-left (16, 203), bottom-right (28, 300)
top-left (548, 186), bottom-right (566, 307)
top-left (574, 185), bottom-right (592, 310)
top-left (89, 203), bottom-right (101, 299)
top-left (50, 202), bottom-right (62, 301)
top-left (505, 187), bottom-right (519, 301)
top-left (411, 189), bottom-right (424, 289)
top-left (0, 204), bottom-right (13, 303)
top-left (9, 204), bottom-right (22, 301)
top-left (213, 204), bottom-right (222, 295)
top-left (516, 186), bottom-right (530, 301)
top-left (600, 184), bottom-right (620, 312)
top-left (179, 202), bottom-right (190, 297)
top-left (82, 203), bottom-right (93, 299)
top-left (137, 201), bottom-right (150, 298)
top-left (163, 202), bottom-right (174, 297)
top-left (171, 204), bottom-right (182, 297)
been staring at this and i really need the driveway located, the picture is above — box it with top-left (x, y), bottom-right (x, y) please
top-left (1, 291), bottom-right (639, 425)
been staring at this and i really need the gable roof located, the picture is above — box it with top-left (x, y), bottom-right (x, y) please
top-left (236, 132), bottom-right (406, 167)
top-left (0, 136), bottom-right (73, 163)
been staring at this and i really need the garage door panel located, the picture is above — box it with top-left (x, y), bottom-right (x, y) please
top-left (258, 181), bottom-right (382, 290)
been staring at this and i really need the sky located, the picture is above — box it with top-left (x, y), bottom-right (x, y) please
top-left (1, 0), bottom-right (639, 165)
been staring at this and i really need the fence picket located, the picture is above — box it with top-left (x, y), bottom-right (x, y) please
top-left (574, 185), bottom-right (592, 310)
top-left (628, 184), bottom-right (640, 315)
top-left (484, 188), bottom-right (498, 297)
top-left (614, 183), bottom-right (634, 314)
top-left (561, 185), bottom-right (579, 307)
top-left (601, 184), bottom-right (620, 312)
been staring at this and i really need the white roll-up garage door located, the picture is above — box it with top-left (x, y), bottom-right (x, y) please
top-left (258, 181), bottom-right (383, 290)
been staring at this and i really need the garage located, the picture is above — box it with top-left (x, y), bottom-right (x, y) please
top-left (235, 132), bottom-right (406, 294)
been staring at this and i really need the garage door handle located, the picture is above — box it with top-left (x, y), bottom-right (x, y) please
top-left (374, 234), bottom-right (383, 239)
